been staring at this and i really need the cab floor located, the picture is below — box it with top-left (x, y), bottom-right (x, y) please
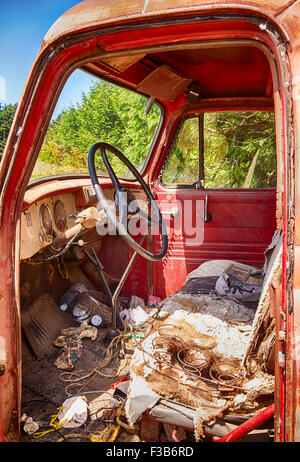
top-left (20, 331), bottom-right (136, 443)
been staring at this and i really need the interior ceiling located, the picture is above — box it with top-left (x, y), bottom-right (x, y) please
top-left (83, 44), bottom-right (273, 102)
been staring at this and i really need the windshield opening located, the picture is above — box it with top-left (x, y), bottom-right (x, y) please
top-left (31, 69), bottom-right (162, 181)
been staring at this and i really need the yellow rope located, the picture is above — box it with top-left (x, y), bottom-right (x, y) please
top-left (115, 407), bottom-right (139, 432)
top-left (33, 407), bottom-right (67, 439)
top-left (57, 425), bottom-right (121, 443)
top-left (54, 405), bottom-right (139, 442)
top-left (91, 425), bottom-right (120, 442)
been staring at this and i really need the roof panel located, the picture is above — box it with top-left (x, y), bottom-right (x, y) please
top-left (41, 0), bottom-right (294, 52)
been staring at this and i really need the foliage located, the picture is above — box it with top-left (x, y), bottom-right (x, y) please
top-left (162, 111), bottom-right (276, 188)
top-left (163, 118), bottom-right (200, 184)
top-left (205, 111), bottom-right (276, 188)
top-left (0, 103), bottom-right (17, 155)
top-left (37, 81), bottom-right (161, 179)
top-left (32, 75), bottom-right (277, 188)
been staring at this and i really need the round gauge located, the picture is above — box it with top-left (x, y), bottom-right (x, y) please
top-left (40, 204), bottom-right (53, 236)
top-left (54, 200), bottom-right (67, 232)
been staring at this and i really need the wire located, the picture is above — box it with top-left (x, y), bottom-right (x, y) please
top-left (136, 325), bottom-right (245, 393)
top-left (44, 227), bottom-right (83, 262)
top-left (57, 308), bottom-right (158, 396)
top-left (59, 328), bottom-right (134, 395)
top-left (137, 342), bottom-right (220, 397)
top-left (91, 405), bottom-right (118, 421)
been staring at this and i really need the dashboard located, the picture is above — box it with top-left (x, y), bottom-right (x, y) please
top-left (20, 182), bottom-right (147, 261)
top-left (20, 193), bottom-right (77, 260)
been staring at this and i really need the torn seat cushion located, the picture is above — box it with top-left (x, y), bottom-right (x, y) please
top-left (177, 260), bottom-right (259, 310)
top-left (177, 276), bottom-right (219, 296)
top-left (186, 260), bottom-right (256, 282)
top-left (125, 232), bottom-right (282, 438)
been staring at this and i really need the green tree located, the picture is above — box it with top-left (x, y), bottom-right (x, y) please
top-left (162, 117), bottom-right (200, 184)
top-left (38, 81), bottom-right (161, 178)
top-left (0, 103), bottom-right (17, 155)
top-left (204, 111), bottom-right (276, 188)
top-left (162, 111), bottom-right (276, 188)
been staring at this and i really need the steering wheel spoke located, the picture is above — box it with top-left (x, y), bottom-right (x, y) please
top-left (88, 142), bottom-right (168, 261)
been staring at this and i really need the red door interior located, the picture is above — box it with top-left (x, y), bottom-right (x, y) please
top-left (152, 186), bottom-right (276, 299)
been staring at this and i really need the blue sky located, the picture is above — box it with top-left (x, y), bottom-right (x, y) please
top-left (0, 0), bottom-right (97, 117)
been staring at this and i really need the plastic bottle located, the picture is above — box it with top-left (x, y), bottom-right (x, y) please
top-left (71, 291), bottom-right (111, 327)
top-left (90, 315), bottom-right (102, 327)
top-left (72, 304), bottom-right (90, 323)
top-left (58, 283), bottom-right (88, 313)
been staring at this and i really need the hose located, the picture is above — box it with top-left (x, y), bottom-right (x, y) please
top-left (213, 403), bottom-right (274, 442)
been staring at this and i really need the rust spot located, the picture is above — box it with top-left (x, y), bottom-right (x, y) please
top-left (141, 413), bottom-right (160, 442)
top-left (274, 0), bottom-right (299, 17)
top-left (158, 319), bottom-right (217, 350)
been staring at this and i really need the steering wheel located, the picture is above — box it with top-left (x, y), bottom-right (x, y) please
top-left (88, 142), bottom-right (168, 261)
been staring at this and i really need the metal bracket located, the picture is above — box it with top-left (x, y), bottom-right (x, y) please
top-left (201, 193), bottom-right (212, 223)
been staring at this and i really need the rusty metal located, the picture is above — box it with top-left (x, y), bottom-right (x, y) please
top-left (140, 325), bottom-right (245, 395)
top-left (151, 333), bottom-right (213, 376)
top-left (208, 360), bottom-right (244, 391)
top-left (137, 338), bottom-right (221, 395)
top-left (176, 347), bottom-right (212, 374)
top-left (40, 0), bottom-right (293, 54)
top-left (157, 323), bottom-right (182, 337)
top-left (141, 413), bottom-right (161, 441)
top-left (274, 0), bottom-right (299, 17)
top-left (151, 335), bottom-right (177, 351)
top-left (269, 278), bottom-right (282, 318)
top-left (1, 0), bottom-right (300, 442)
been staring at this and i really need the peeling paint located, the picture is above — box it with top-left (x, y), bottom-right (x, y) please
top-left (0, 0), bottom-right (299, 443)
top-left (0, 337), bottom-right (6, 362)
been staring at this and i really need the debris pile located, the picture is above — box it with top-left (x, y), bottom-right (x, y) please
top-left (125, 294), bottom-right (274, 440)
top-left (53, 325), bottom-right (98, 370)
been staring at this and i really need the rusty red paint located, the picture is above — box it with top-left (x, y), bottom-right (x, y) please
top-left (39, 0), bottom-right (293, 52)
top-left (141, 413), bottom-right (161, 441)
top-left (0, 0), bottom-right (300, 442)
top-left (213, 404), bottom-right (275, 442)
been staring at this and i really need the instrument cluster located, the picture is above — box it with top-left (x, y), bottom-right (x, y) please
top-left (21, 193), bottom-right (76, 260)
top-left (39, 200), bottom-right (67, 238)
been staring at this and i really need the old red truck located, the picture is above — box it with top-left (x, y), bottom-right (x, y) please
top-left (0, 0), bottom-right (300, 443)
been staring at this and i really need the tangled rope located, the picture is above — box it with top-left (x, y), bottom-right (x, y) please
top-left (59, 323), bottom-right (137, 395)
top-left (55, 405), bottom-right (139, 443)
top-left (57, 306), bottom-right (164, 395)
top-left (33, 407), bottom-right (67, 439)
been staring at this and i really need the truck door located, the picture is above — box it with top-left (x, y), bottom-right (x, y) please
top-left (152, 111), bottom-right (277, 298)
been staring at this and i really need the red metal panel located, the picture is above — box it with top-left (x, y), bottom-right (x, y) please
top-left (153, 188), bottom-right (276, 298)
top-left (213, 404), bottom-right (274, 442)
top-left (0, 0), bottom-right (295, 441)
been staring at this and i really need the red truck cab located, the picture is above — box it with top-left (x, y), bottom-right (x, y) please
top-left (0, 0), bottom-right (299, 443)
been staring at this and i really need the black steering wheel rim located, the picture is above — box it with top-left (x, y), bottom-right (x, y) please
top-left (88, 142), bottom-right (168, 261)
